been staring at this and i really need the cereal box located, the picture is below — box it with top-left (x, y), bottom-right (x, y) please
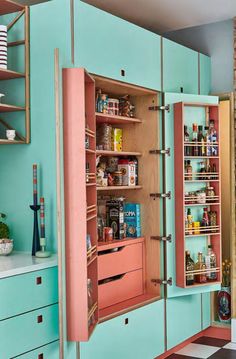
top-left (112, 128), bottom-right (123, 152)
top-left (124, 203), bottom-right (141, 238)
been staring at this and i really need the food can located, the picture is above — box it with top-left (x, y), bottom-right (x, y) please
top-left (108, 98), bottom-right (119, 116)
top-left (113, 171), bottom-right (123, 186)
top-left (103, 227), bottom-right (113, 242)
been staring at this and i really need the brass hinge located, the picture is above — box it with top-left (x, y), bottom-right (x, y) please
top-left (150, 191), bottom-right (171, 200)
top-left (148, 105), bottom-right (170, 112)
top-left (151, 278), bottom-right (173, 286)
top-left (149, 148), bottom-right (170, 156)
top-left (150, 234), bottom-right (172, 243)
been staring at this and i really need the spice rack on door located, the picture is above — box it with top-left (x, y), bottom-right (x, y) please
top-left (174, 102), bottom-right (222, 289)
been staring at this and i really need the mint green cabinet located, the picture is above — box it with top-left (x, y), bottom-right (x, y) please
top-left (202, 292), bottom-right (211, 329)
top-left (163, 38), bottom-right (198, 94)
top-left (0, 304), bottom-right (59, 358)
top-left (166, 295), bottom-right (202, 350)
top-left (74, 1), bottom-right (161, 90)
top-left (16, 341), bottom-right (59, 359)
top-left (200, 53), bottom-right (211, 95)
top-left (80, 300), bottom-right (165, 359)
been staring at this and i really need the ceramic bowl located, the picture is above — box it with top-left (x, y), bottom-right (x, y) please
top-left (0, 239), bottom-right (13, 255)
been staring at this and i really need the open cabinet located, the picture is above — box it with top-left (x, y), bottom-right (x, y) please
top-left (63, 68), bottom-right (162, 342)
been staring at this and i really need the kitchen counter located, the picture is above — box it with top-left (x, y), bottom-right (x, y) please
top-left (0, 252), bottom-right (58, 278)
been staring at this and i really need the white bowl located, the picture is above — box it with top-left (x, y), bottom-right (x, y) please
top-left (0, 239), bottom-right (13, 255)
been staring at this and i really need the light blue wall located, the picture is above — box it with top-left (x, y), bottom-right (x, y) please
top-left (165, 19), bottom-right (233, 94)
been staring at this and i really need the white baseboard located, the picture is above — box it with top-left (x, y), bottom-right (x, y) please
top-left (231, 318), bottom-right (236, 342)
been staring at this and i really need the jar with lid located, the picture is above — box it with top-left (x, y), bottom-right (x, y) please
top-left (206, 186), bottom-right (215, 202)
top-left (196, 190), bottom-right (206, 204)
top-left (209, 211), bottom-right (217, 232)
top-left (113, 171), bottom-right (123, 186)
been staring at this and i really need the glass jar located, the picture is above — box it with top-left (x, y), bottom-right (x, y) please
top-left (113, 171), bottom-right (123, 186)
top-left (206, 186), bottom-right (215, 202)
top-left (196, 190), bottom-right (206, 204)
top-left (209, 211), bottom-right (217, 232)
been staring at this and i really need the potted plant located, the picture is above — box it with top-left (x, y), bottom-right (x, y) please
top-left (0, 213), bottom-right (13, 255)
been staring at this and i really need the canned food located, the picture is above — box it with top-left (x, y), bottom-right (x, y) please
top-left (113, 171), bottom-right (123, 186)
top-left (103, 227), bottom-right (113, 242)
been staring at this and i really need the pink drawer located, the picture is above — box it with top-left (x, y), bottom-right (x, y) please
top-left (98, 242), bottom-right (143, 280)
top-left (98, 269), bottom-right (143, 309)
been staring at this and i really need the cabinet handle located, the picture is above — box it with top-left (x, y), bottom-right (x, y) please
top-left (38, 354), bottom-right (44, 359)
top-left (37, 315), bottom-right (43, 323)
top-left (180, 87), bottom-right (183, 93)
top-left (125, 318), bottom-right (129, 325)
top-left (36, 276), bottom-right (42, 285)
top-left (121, 69), bottom-right (125, 77)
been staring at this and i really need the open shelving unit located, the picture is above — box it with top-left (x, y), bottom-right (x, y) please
top-left (63, 68), bottom-right (161, 341)
top-left (0, 0), bottom-right (30, 144)
top-left (174, 102), bottom-right (222, 289)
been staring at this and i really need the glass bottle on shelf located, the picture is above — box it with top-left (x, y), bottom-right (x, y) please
top-left (205, 245), bottom-right (217, 281)
top-left (186, 250), bottom-right (195, 286)
top-left (202, 207), bottom-right (209, 228)
top-left (197, 125), bottom-right (205, 156)
top-left (192, 123), bottom-right (198, 156)
top-left (97, 215), bottom-right (105, 242)
top-left (187, 208), bottom-right (193, 235)
top-left (211, 163), bottom-right (217, 180)
top-left (199, 161), bottom-right (207, 180)
top-left (209, 119), bottom-right (218, 156)
top-left (204, 126), bottom-right (211, 156)
top-left (195, 252), bottom-right (207, 283)
top-left (184, 125), bottom-right (191, 156)
top-left (185, 160), bottom-right (192, 180)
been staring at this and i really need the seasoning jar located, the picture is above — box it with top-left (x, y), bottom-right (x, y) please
top-left (193, 222), bottom-right (200, 235)
top-left (209, 211), bottom-right (217, 232)
top-left (206, 186), bottom-right (215, 202)
top-left (189, 191), bottom-right (196, 204)
top-left (113, 171), bottom-right (123, 186)
top-left (196, 190), bottom-right (206, 204)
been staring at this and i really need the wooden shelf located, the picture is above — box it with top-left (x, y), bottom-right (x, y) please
top-left (0, 104), bottom-right (25, 112)
top-left (185, 180), bottom-right (219, 183)
top-left (0, 0), bottom-right (24, 16)
top-left (86, 149), bottom-right (95, 154)
top-left (96, 112), bottom-right (142, 124)
top-left (185, 281), bottom-right (221, 289)
top-left (184, 202), bottom-right (220, 207)
top-left (98, 237), bottom-right (145, 251)
top-left (0, 68), bottom-right (25, 80)
top-left (96, 150), bottom-right (142, 156)
top-left (97, 185), bottom-right (142, 191)
top-left (184, 156), bottom-right (219, 159)
top-left (0, 139), bottom-right (25, 145)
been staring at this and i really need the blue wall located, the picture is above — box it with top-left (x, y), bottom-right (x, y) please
top-left (165, 19), bottom-right (233, 94)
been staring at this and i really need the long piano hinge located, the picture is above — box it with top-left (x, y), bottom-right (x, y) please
top-left (149, 148), bottom-right (170, 156)
top-left (148, 105), bottom-right (170, 112)
top-left (150, 191), bottom-right (171, 200)
top-left (151, 278), bottom-right (173, 286)
top-left (150, 234), bottom-right (172, 243)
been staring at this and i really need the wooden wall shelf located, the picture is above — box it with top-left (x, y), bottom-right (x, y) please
top-left (0, 68), bottom-right (25, 80)
top-left (0, 104), bottom-right (25, 112)
top-left (0, 0), bottom-right (24, 16)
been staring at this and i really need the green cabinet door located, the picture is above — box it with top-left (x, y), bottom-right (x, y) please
top-left (199, 53), bottom-right (211, 95)
top-left (163, 38), bottom-right (199, 94)
top-left (74, 1), bottom-right (161, 90)
top-left (202, 292), bottom-right (211, 329)
top-left (80, 300), bottom-right (165, 359)
top-left (16, 341), bottom-right (59, 359)
top-left (164, 92), bottom-right (220, 298)
top-left (166, 294), bottom-right (202, 350)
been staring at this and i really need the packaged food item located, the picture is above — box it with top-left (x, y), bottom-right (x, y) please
top-left (106, 198), bottom-right (125, 240)
top-left (119, 95), bottom-right (135, 117)
top-left (118, 159), bottom-right (135, 186)
top-left (205, 244), bottom-right (217, 281)
top-left (108, 98), bottom-right (119, 116)
top-left (103, 227), bottom-right (113, 242)
top-left (96, 123), bottom-right (112, 151)
top-left (193, 222), bottom-right (200, 235)
top-left (112, 128), bottom-right (123, 152)
top-left (186, 250), bottom-right (195, 286)
top-left (96, 90), bottom-right (108, 114)
top-left (107, 156), bottom-right (119, 173)
top-left (124, 203), bottom-right (141, 238)
top-left (113, 171), bottom-right (123, 186)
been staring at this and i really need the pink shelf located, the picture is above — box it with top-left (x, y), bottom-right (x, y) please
top-left (98, 237), bottom-right (144, 252)
top-left (96, 112), bottom-right (142, 124)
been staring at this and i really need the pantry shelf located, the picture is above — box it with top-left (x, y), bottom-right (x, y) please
top-left (97, 185), bottom-right (142, 191)
top-left (96, 150), bottom-right (142, 157)
top-left (96, 112), bottom-right (142, 125)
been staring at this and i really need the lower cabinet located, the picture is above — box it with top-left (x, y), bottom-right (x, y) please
top-left (202, 292), bottom-right (211, 330)
top-left (80, 300), bottom-right (165, 359)
top-left (15, 341), bottom-right (59, 359)
top-left (166, 294), bottom-right (202, 350)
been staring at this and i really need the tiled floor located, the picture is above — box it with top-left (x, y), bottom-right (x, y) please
top-left (167, 336), bottom-right (236, 358)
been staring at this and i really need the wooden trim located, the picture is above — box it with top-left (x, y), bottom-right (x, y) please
top-left (198, 52), bottom-right (201, 95)
top-left (70, 0), bottom-right (74, 64)
top-left (25, 6), bottom-right (30, 144)
top-left (7, 9), bottom-right (25, 31)
top-left (8, 40), bottom-right (25, 47)
top-left (0, 118), bottom-right (25, 141)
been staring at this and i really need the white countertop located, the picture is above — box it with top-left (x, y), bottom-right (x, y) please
top-left (0, 252), bottom-right (58, 279)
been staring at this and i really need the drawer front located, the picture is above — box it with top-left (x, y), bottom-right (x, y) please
top-left (98, 243), bottom-right (143, 280)
top-left (15, 341), bottom-right (59, 359)
top-left (99, 269), bottom-right (143, 309)
top-left (0, 266), bottom-right (58, 320)
top-left (0, 304), bottom-right (59, 358)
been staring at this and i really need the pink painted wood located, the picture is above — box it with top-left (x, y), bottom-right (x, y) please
top-left (63, 68), bottom-right (98, 341)
top-left (98, 242), bottom-right (143, 280)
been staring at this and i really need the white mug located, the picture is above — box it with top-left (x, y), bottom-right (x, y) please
top-left (6, 130), bottom-right (16, 141)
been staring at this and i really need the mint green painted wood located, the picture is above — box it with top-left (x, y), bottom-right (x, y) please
top-left (74, 1), bottom-right (161, 90)
top-left (202, 292), bottom-right (211, 329)
top-left (164, 92), bottom-right (220, 298)
top-left (200, 54), bottom-right (211, 95)
top-left (0, 304), bottom-right (59, 358)
top-left (0, 267), bottom-right (58, 320)
top-left (16, 341), bottom-right (59, 359)
top-left (163, 38), bottom-right (198, 94)
top-left (80, 300), bottom-right (165, 359)
top-left (166, 294), bottom-right (202, 350)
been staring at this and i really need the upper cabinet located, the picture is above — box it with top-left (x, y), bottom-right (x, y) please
top-left (74, 1), bottom-right (161, 91)
top-left (163, 38), bottom-right (199, 94)
top-left (199, 54), bottom-right (211, 95)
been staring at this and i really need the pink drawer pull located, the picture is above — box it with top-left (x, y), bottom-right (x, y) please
top-left (38, 354), bottom-right (44, 359)
top-left (36, 276), bottom-right (42, 285)
top-left (37, 315), bottom-right (43, 323)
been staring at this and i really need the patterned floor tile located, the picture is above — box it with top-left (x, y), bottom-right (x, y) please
top-left (167, 354), bottom-right (199, 358)
top-left (176, 343), bottom-right (220, 358)
top-left (208, 348), bottom-right (236, 358)
top-left (193, 337), bottom-right (230, 348)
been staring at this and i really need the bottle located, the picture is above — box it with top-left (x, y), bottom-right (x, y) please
top-left (205, 245), bottom-right (217, 281)
top-left (192, 123), bottom-right (198, 156)
top-left (185, 208), bottom-right (188, 230)
top-left (204, 126), bottom-right (211, 156)
top-left (211, 163), bottom-right (217, 180)
top-left (202, 207), bottom-right (209, 228)
top-left (209, 119), bottom-right (218, 156)
top-left (197, 125), bottom-right (205, 156)
top-left (195, 252), bottom-right (207, 283)
top-left (185, 160), bottom-right (192, 180)
top-left (187, 208), bottom-right (193, 235)
top-left (186, 250), bottom-right (195, 286)
top-left (184, 125), bottom-right (191, 156)
top-left (199, 161), bottom-right (206, 180)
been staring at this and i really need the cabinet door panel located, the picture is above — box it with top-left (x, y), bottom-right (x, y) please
top-left (200, 53), bottom-right (211, 95)
top-left (74, 1), bottom-right (161, 90)
top-left (164, 92), bottom-right (220, 298)
top-left (166, 294), bottom-right (201, 350)
top-left (202, 292), bottom-right (211, 329)
top-left (16, 341), bottom-right (59, 359)
top-left (163, 38), bottom-right (198, 94)
top-left (80, 300), bottom-right (165, 359)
